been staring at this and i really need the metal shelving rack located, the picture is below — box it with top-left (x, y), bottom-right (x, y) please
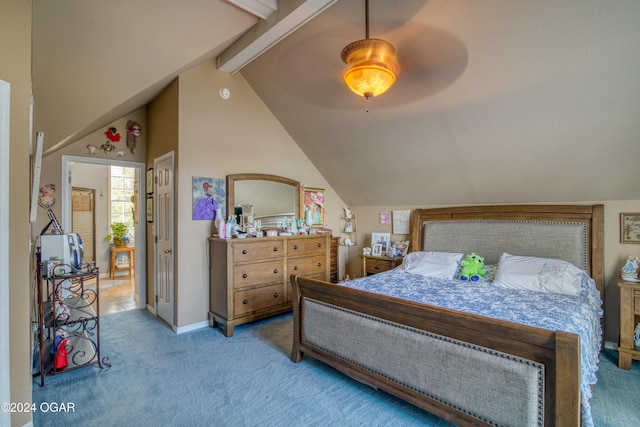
top-left (35, 252), bottom-right (110, 386)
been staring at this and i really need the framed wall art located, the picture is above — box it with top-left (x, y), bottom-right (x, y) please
top-left (392, 210), bottom-right (411, 234)
top-left (146, 196), bottom-right (153, 222)
top-left (379, 209), bottom-right (391, 225)
top-left (621, 212), bottom-right (640, 244)
top-left (146, 168), bottom-right (154, 194)
top-left (192, 176), bottom-right (225, 221)
top-left (300, 187), bottom-right (325, 227)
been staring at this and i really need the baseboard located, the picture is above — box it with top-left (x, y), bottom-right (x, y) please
top-left (604, 340), bottom-right (618, 351)
top-left (174, 320), bottom-right (209, 335)
top-left (143, 305), bottom-right (208, 334)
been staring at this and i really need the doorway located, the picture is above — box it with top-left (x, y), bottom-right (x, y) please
top-left (61, 155), bottom-right (146, 311)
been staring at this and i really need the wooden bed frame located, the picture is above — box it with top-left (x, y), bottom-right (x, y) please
top-left (291, 205), bottom-right (604, 427)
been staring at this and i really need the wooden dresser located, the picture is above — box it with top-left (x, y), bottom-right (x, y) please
top-left (209, 234), bottom-right (330, 337)
top-left (618, 278), bottom-right (640, 369)
top-left (330, 237), bottom-right (339, 283)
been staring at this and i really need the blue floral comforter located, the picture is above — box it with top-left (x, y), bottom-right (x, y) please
top-left (340, 269), bottom-right (603, 426)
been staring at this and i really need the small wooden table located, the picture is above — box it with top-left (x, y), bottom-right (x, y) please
top-left (361, 255), bottom-right (404, 277)
top-left (110, 246), bottom-right (135, 280)
top-left (618, 278), bottom-right (640, 369)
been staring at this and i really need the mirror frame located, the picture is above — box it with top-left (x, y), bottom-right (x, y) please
top-left (226, 173), bottom-right (300, 222)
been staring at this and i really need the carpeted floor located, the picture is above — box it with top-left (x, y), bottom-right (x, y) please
top-left (32, 309), bottom-right (640, 426)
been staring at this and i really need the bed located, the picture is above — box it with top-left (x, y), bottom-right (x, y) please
top-left (290, 204), bottom-right (604, 427)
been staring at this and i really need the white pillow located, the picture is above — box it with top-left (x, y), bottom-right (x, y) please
top-left (399, 251), bottom-right (464, 279)
top-left (493, 253), bottom-right (583, 296)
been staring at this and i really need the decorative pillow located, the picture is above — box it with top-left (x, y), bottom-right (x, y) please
top-left (399, 251), bottom-right (464, 279)
top-left (493, 253), bottom-right (583, 296)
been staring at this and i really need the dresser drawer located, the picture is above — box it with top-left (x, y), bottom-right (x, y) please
top-left (233, 241), bottom-right (284, 262)
top-left (288, 255), bottom-right (326, 277)
top-left (233, 260), bottom-right (284, 289)
top-left (365, 258), bottom-right (394, 274)
top-left (287, 238), bottom-right (326, 257)
top-left (234, 284), bottom-right (285, 316)
top-left (634, 291), bottom-right (640, 315)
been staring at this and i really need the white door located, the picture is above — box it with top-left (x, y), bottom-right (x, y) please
top-left (155, 153), bottom-right (174, 325)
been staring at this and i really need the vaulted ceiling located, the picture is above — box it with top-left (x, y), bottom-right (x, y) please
top-left (32, 0), bottom-right (640, 206)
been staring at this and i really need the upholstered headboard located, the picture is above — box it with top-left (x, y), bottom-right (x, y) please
top-left (409, 205), bottom-right (605, 297)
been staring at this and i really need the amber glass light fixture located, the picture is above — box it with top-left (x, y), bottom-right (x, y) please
top-left (341, 0), bottom-right (400, 99)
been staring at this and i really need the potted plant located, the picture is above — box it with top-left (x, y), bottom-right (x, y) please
top-left (106, 222), bottom-right (130, 246)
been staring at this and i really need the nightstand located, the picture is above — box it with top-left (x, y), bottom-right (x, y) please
top-left (361, 255), bottom-right (403, 277)
top-left (618, 278), bottom-right (640, 369)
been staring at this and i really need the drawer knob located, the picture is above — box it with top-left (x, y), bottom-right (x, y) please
top-left (243, 299), bottom-right (248, 304)
top-left (375, 265), bottom-right (380, 270)
top-left (317, 262), bottom-right (322, 267)
top-left (242, 273), bottom-right (248, 278)
top-left (273, 292), bottom-right (278, 298)
top-left (293, 245), bottom-right (299, 250)
top-left (273, 247), bottom-right (278, 252)
top-left (273, 269), bottom-right (278, 274)
top-left (317, 243), bottom-right (321, 248)
top-left (242, 249), bottom-right (248, 255)
top-left (294, 266), bottom-right (298, 271)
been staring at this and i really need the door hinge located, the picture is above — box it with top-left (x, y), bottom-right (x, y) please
top-left (155, 295), bottom-right (158, 303)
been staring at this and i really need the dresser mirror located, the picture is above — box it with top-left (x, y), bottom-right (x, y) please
top-left (227, 174), bottom-right (300, 229)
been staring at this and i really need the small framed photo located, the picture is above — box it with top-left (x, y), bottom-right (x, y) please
top-left (390, 240), bottom-right (410, 257)
top-left (621, 213), bottom-right (640, 244)
top-left (146, 196), bottom-right (154, 222)
top-left (371, 232), bottom-right (390, 255)
top-left (146, 168), bottom-right (154, 194)
top-left (372, 244), bottom-right (382, 256)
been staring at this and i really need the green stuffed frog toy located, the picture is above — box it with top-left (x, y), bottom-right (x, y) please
top-left (459, 253), bottom-right (487, 282)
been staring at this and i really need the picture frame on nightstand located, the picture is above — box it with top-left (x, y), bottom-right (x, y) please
top-left (371, 232), bottom-right (390, 254)
top-left (372, 244), bottom-right (382, 256)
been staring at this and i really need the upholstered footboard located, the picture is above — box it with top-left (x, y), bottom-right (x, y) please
top-left (291, 275), bottom-right (581, 427)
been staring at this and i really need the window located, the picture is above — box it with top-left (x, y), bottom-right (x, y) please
top-left (109, 166), bottom-right (136, 246)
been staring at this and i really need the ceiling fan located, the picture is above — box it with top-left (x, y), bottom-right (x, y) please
top-left (249, 0), bottom-right (468, 109)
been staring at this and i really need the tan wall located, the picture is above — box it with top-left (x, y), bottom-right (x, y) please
top-left (172, 61), bottom-right (345, 327)
top-left (349, 201), bottom-right (640, 344)
top-left (146, 79), bottom-right (179, 311)
top-left (2, 1), bottom-right (33, 425)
